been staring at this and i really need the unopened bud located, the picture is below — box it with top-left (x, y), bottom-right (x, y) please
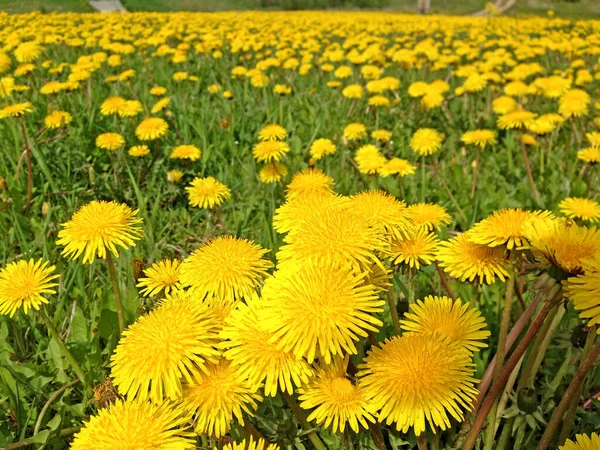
top-left (41, 202), bottom-right (49, 216)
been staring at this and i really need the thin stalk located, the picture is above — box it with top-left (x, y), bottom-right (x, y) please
top-left (420, 156), bottom-right (426, 202)
top-left (34, 378), bottom-right (80, 435)
top-left (519, 134), bottom-right (539, 205)
top-left (368, 422), bottom-right (386, 450)
top-left (483, 277), bottom-right (515, 449)
top-left (470, 149), bottom-right (480, 199)
top-left (18, 119), bottom-right (32, 204)
top-left (461, 290), bottom-right (562, 450)
top-left (387, 289), bottom-right (401, 336)
top-left (408, 267), bottom-right (415, 304)
top-left (342, 428), bottom-right (354, 450)
top-left (434, 261), bottom-right (454, 298)
top-left (39, 309), bottom-right (87, 388)
top-left (431, 161), bottom-right (468, 224)
top-left (282, 393), bottom-right (326, 450)
top-left (105, 252), bottom-right (126, 334)
top-left (536, 340), bottom-right (600, 450)
top-left (557, 329), bottom-right (596, 446)
top-left (417, 434), bottom-right (428, 450)
top-left (5, 427), bottom-right (80, 449)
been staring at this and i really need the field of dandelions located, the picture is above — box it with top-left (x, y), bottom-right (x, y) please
top-left (1, 9), bottom-right (600, 450)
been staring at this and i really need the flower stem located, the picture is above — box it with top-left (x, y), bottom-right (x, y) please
top-left (434, 261), bottom-right (454, 298)
top-left (106, 252), bottom-right (126, 335)
top-left (461, 289), bottom-right (562, 450)
top-left (34, 378), bottom-right (80, 435)
top-left (18, 119), bottom-right (32, 204)
top-left (387, 289), bottom-right (401, 336)
top-left (282, 392), bottom-right (326, 450)
top-left (417, 434), bottom-right (428, 450)
top-left (368, 422), bottom-right (386, 450)
top-left (39, 309), bottom-right (87, 388)
top-left (519, 134), bottom-right (539, 206)
top-left (536, 339), bottom-right (600, 450)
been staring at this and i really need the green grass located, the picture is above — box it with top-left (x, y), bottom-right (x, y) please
top-left (0, 0), bottom-right (91, 13)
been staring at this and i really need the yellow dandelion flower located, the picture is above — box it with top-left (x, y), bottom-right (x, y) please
top-left (559, 198), bottom-right (600, 224)
top-left (44, 110), bottom-right (72, 129)
top-left (343, 123), bottom-right (367, 141)
top-left (167, 169), bottom-right (183, 183)
top-left (348, 190), bottom-right (411, 237)
top-left (497, 110), bottom-right (537, 130)
top-left (258, 124), bottom-right (287, 142)
top-left (559, 89), bottom-right (590, 118)
top-left (368, 95), bottom-right (390, 107)
top-left (410, 128), bottom-right (444, 156)
top-left (371, 129), bottom-right (392, 143)
top-left (309, 138), bottom-right (336, 160)
top-left (401, 295), bottom-right (490, 351)
top-left (357, 334), bottom-right (478, 436)
top-left (151, 97), bottom-right (171, 114)
top-left (406, 203), bottom-right (452, 231)
top-left (559, 433), bottom-right (600, 450)
top-left (408, 81), bottom-right (429, 97)
top-left (180, 358), bottom-right (262, 437)
top-left (57, 200), bottom-right (143, 264)
top-left (252, 141), bottom-right (290, 163)
top-left (391, 227), bottom-right (439, 269)
top-left (0, 76), bottom-right (15, 97)
top-left (110, 291), bottom-right (220, 403)
top-left (578, 147), bottom-right (600, 164)
top-left (96, 132), bottom-right (124, 151)
top-left (259, 162), bottom-right (288, 183)
top-left (273, 192), bottom-right (349, 235)
top-left (14, 42), bottom-right (43, 63)
top-left (461, 130), bottom-right (497, 149)
top-left (354, 144), bottom-right (387, 174)
top-left (118, 100), bottom-right (143, 118)
top-left (137, 259), bottom-right (181, 297)
top-left (586, 132), bottom-right (600, 147)
top-left (0, 259), bottom-right (58, 317)
top-left (286, 168), bottom-right (334, 200)
top-left (150, 85), bottom-right (167, 96)
top-left (379, 158), bottom-right (416, 177)
top-left (128, 145), bottom-right (150, 157)
top-left (0, 102), bottom-right (32, 119)
top-left (298, 356), bottom-right (375, 433)
top-left (261, 263), bottom-right (383, 363)
top-left (71, 399), bottom-right (195, 450)
top-left (492, 96), bottom-right (518, 115)
top-left (437, 232), bottom-right (510, 284)
top-left (186, 176), bottom-right (231, 209)
top-left (221, 295), bottom-right (313, 396)
top-left (342, 84), bottom-right (363, 99)
top-left (469, 208), bottom-right (554, 249)
top-left (136, 117), bottom-right (169, 141)
top-left (170, 144), bottom-right (201, 161)
top-left (100, 96), bottom-right (126, 116)
top-left (179, 235), bottom-right (272, 302)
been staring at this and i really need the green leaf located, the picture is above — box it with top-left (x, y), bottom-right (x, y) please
top-left (97, 309), bottom-right (118, 340)
top-left (70, 305), bottom-right (88, 342)
top-left (26, 429), bottom-right (51, 444)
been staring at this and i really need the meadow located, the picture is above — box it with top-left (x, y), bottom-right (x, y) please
top-left (0, 9), bottom-right (600, 450)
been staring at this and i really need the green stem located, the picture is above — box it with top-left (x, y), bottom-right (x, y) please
top-left (34, 378), bottom-right (80, 435)
top-left (39, 309), bottom-right (87, 388)
top-left (282, 393), bottom-right (326, 450)
top-left (105, 252), bottom-right (126, 335)
top-left (417, 434), bottom-right (428, 450)
top-left (342, 428), bottom-right (354, 450)
top-left (420, 156), bottom-right (425, 202)
top-left (387, 289), bottom-right (401, 336)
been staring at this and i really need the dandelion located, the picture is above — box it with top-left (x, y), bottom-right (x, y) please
top-left (559, 89), bottom-right (590, 117)
top-left (137, 259), bottom-right (181, 297)
top-left (559, 433), bottom-right (600, 450)
top-left (379, 158), bottom-right (416, 177)
top-left (358, 334), bottom-right (478, 435)
top-left (150, 85), bottom-right (167, 96)
top-left (128, 145), bottom-right (150, 157)
top-left (252, 141), bottom-right (290, 163)
top-left (220, 295), bottom-right (313, 396)
top-left (461, 130), bottom-right (497, 149)
top-left (401, 296), bottom-right (490, 351)
top-left (348, 190), bottom-right (411, 236)
top-left (298, 356), bottom-right (375, 433)
top-left (343, 123), bottom-right (367, 141)
top-left (180, 358), bottom-right (262, 437)
top-left (492, 96), bottom-right (517, 115)
top-left (167, 169), bottom-right (183, 183)
top-left (390, 227), bottom-right (439, 269)
top-left (371, 129), bottom-right (392, 143)
top-left (342, 84), bottom-right (363, 99)
top-left (0, 102), bottom-right (32, 119)
top-left (410, 128), bottom-right (444, 156)
top-left (564, 257), bottom-right (600, 333)
top-left (309, 138), bottom-right (336, 160)
top-left (258, 124), bottom-right (287, 141)
top-left (136, 117), bottom-right (169, 141)
top-left (44, 111), bottom-right (72, 129)
top-left (110, 291), bottom-right (221, 403)
top-left (273, 192), bottom-right (349, 235)
top-left (118, 100), bottom-right (143, 117)
top-left (286, 168), bottom-right (335, 200)
top-left (179, 236), bottom-right (272, 302)
top-left (186, 176), bottom-right (231, 209)
top-left (406, 203), bottom-right (452, 231)
top-left (354, 144), bottom-right (386, 174)
top-left (0, 259), bottom-right (58, 317)
top-left (261, 263), bottom-right (383, 363)
top-left (259, 162), bottom-right (288, 183)
top-left (0, 76), bottom-right (15, 97)
top-left (497, 110), bottom-right (537, 129)
top-left (559, 198), bottom-right (600, 224)
top-left (151, 97), bottom-right (171, 114)
top-left (71, 399), bottom-right (195, 450)
top-left (14, 42), bottom-right (43, 63)
top-left (96, 133), bottom-right (125, 151)
top-left (170, 144), bottom-right (201, 161)
top-left (578, 147), bottom-right (600, 164)
top-left (100, 96), bottom-right (126, 116)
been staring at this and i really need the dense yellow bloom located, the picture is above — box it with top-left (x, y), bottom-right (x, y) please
top-left (401, 296), bottom-right (490, 351)
top-left (559, 198), bottom-right (600, 224)
top-left (492, 96), bottom-right (518, 115)
top-left (150, 85), bottom-right (167, 96)
top-left (179, 235), bottom-right (272, 302)
top-left (167, 169), bottom-right (183, 183)
top-left (559, 433), bottom-right (600, 450)
top-left (354, 144), bottom-right (386, 174)
top-left (135, 117), bottom-right (168, 141)
top-left (309, 138), bottom-right (336, 160)
top-left (497, 110), bottom-right (536, 129)
top-left (253, 141), bottom-right (290, 162)
top-left (118, 100), bottom-right (143, 117)
top-left (258, 124), bottom-right (286, 141)
top-left (57, 200), bottom-right (143, 264)
top-left (358, 334), bottom-right (478, 436)
top-left (0, 259), bottom-right (58, 317)
top-left (298, 356), bottom-right (375, 433)
top-left (170, 144), bottom-right (201, 161)
top-left (437, 232), bottom-right (510, 284)
top-left (96, 132), bottom-right (125, 151)
top-left (44, 110), bottom-right (72, 129)
top-left (128, 145), bottom-right (150, 157)
top-left (348, 190), bottom-right (410, 237)
top-left (578, 147), bottom-right (600, 164)
top-left (14, 42), bottom-right (43, 63)
top-left (286, 168), bottom-right (334, 200)
top-left (564, 257), bottom-right (600, 333)
top-left (100, 96), bottom-right (126, 116)
top-left (390, 227), bottom-right (439, 269)
top-left (0, 102), bottom-right (32, 118)
top-left (559, 89), bottom-right (590, 117)
top-left (343, 122), bottom-right (367, 141)
top-left (406, 203), bottom-right (452, 231)
top-left (186, 176), bottom-right (231, 208)
top-left (342, 84), bottom-right (363, 99)
top-left (111, 291), bottom-right (220, 403)
top-left (220, 295), bottom-right (313, 396)
top-left (371, 129), bottom-right (392, 143)
top-left (219, 438), bottom-right (279, 450)
top-left (261, 263), bottom-right (383, 363)
top-left (71, 399), bottom-right (195, 450)
top-left (0, 76), bottom-right (15, 97)
top-left (410, 128), bottom-right (444, 156)
top-left (259, 161), bottom-right (288, 183)
top-left (137, 259), bottom-right (181, 297)
top-left (379, 158), bottom-right (416, 177)
top-left (180, 358), bottom-right (262, 437)
top-left (151, 97), bottom-right (171, 114)
top-left (461, 129), bottom-right (497, 149)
